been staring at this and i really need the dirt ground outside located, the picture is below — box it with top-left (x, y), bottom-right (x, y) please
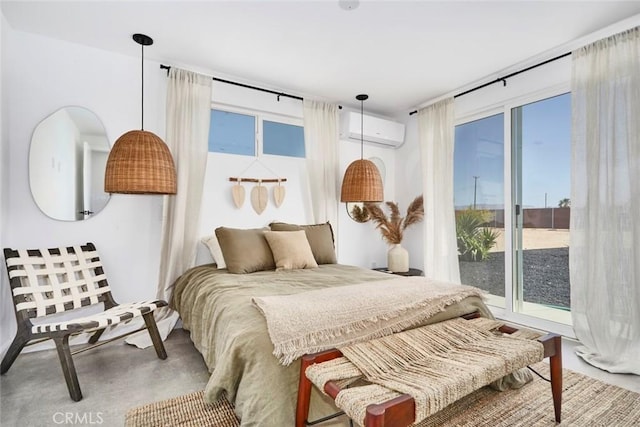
top-left (489, 228), bottom-right (569, 252)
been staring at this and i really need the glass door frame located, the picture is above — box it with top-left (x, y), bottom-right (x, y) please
top-left (456, 83), bottom-right (575, 338)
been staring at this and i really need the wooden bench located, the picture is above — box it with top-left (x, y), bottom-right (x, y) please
top-left (296, 314), bottom-right (562, 427)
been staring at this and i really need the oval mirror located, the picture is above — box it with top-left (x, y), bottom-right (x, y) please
top-left (29, 107), bottom-right (111, 221)
top-left (346, 157), bottom-right (385, 222)
top-left (346, 202), bottom-right (371, 223)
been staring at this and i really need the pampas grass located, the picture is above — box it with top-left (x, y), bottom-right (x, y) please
top-left (365, 195), bottom-right (424, 245)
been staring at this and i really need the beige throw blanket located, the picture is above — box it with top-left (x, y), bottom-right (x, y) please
top-left (252, 276), bottom-right (485, 365)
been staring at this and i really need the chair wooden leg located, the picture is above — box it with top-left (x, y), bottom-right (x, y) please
top-left (143, 312), bottom-right (167, 360)
top-left (0, 331), bottom-right (29, 374)
top-left (53, 335), bottom-right (82, 401)
top-left (88, 328), bottom-right (105, 344)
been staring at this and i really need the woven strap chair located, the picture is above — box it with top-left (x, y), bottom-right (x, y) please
top-left (296, 313), bottom-right (563, 427)
top-left (1, 243), bottom-right (168, 401)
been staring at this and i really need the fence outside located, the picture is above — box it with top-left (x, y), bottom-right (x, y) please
top-left (458, 207), bottom-right (570, 229)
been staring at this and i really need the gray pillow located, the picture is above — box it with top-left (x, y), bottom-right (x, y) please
top-left (215, 227), bottom-right (275, 274)
top-left (269, 222), bottom-right (337, 264)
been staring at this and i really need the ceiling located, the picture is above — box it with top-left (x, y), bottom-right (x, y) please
top-left (3, 1), bottom-right (640, 115)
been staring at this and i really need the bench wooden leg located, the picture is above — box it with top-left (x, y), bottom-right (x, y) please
top-left (539, 333), bottom-right (562, 423)
top-left (54, 335), bottom-right (82, 401)
top-left (296, 349), bottom-right (344, 427)
top-left (143, 312), bottom-right (167, 360)
top-left (549, 335), bottom-right (562, 423)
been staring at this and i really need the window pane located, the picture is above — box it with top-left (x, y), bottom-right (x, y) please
top-left (513, 93), bottom-right (571, 314)
top-left (454, 113), bottom-right (505, 307)
top-left (208, 110), bottom-right (255, 156)
top-left (263, 120), bottom-right (305, 158)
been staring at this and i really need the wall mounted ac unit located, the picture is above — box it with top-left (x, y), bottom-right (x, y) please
top-left (340, 111), bottom-right (405, 148)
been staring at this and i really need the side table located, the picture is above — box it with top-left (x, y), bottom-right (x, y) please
top-left (373, 267), bottom-right (423, 277)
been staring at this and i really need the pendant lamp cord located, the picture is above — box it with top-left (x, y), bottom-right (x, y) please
top-left (141, 42), bottom-right (145, 131)
top-left (360, 98), bottom-right (364, 160)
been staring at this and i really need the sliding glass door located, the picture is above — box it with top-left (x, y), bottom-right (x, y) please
top-left (511, 93), bottom-right (571, 323)
top-left (454, 113), bottom-right (505, 308)
top-left (455, 92), bottom-right (572, 328)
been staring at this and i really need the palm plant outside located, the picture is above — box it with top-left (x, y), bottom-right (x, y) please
top-left (456, 208), bottom-right (499, 261)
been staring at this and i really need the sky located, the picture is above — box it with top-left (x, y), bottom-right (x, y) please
top-left (454, 93), bottom-right (571, 210)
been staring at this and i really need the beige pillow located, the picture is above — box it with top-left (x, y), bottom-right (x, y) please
top-left (201, 234), bottom-right (226, 269)
top-left (215, 227), bottom-right (275, 274)
top-left (263, 230), bottom-right (318, 271)
top-left (269, 222), bottom-right (337, 264)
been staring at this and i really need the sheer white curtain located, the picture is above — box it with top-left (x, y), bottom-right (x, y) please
top-left (417, 98), bottom-right (461, 283)
top-left (303, 100), bottom-right (339, 229)
top-left (128, 68), bottom-right (212, 347)
top-left (571, 27), bottom-right (640, 374)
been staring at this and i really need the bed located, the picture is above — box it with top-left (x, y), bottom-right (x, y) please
top-left (170, 262), bottom-right (492, 426)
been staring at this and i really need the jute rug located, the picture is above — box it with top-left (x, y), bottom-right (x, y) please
top-left (125, 363), bottom-right (640, 426)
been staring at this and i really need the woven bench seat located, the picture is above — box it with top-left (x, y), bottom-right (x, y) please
top-left (296, 315), bottom-right (563, 427)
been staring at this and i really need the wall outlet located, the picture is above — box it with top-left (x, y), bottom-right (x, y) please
top-left (371, 261), bottom-right (377, 268)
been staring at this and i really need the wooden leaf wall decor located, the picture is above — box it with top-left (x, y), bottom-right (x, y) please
top-left (231, 181), bottom-right (245, 208)
top-left (251, 181), bottom-right (268, 214)
top-left (273, 181), bottom-right (286, 207)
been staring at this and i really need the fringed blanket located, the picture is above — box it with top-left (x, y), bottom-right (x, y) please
top-left (252, 276), bottom-right (486, 365)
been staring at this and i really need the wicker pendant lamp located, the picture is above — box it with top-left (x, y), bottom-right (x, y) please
top-left (340, 94), bottom-right (383, 202)
top-left (104, 34), bottom-right (177, 194)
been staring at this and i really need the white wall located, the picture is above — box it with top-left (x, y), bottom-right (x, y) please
top-left (0, 11), bottom-right (12, 358)
top-left (1, 29), bottom-right (167, 355)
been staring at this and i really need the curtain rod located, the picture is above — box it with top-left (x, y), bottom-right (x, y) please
top-left (160, 64), bottom-right (341, 108)
top-left (408, 51), bottom-right (572, 116)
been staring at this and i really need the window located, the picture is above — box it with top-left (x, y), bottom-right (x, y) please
top-left (208, 108), bottom-right (305, 158)
top-left (454, 113), bottom-right (506, 308)
top-left (263, 120), bottom-right (305, 158)
top-left (208, 110), bottom-right (256, 156)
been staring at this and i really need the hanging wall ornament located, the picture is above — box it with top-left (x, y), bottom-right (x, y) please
top-left (273, 179), bottom-right (286, 208)
top-left (231, 179), bottom-right (245, 208)
top-left (251, 180), bottom-right (268, 214)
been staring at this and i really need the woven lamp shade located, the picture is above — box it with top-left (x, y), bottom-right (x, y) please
top-left (104, 130), bottom-right (177, 194)
top-left (340, 159), bottom-right (384, 202)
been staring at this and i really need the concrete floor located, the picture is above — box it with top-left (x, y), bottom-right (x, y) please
top-left (0, 329), bottom-right (638, 426)
top-left (0, 329), bottom-right (210, 427)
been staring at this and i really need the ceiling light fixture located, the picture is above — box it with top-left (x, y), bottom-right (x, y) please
top-left (338, 0), bottom-right (360, 11)
top-left (340, 94), bottom-right (383, 202)
top-left (104, 33), bottom-right (177, 195)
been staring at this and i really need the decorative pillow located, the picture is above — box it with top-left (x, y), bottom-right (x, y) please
top-left (215, 227), bottom-right (275, 274)
top-left (269, 222), bottom-right (337, 264)
top-left (263, 231), bottom-right (318, 271)
top-left (201, 234), bottom-right (226, 269)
